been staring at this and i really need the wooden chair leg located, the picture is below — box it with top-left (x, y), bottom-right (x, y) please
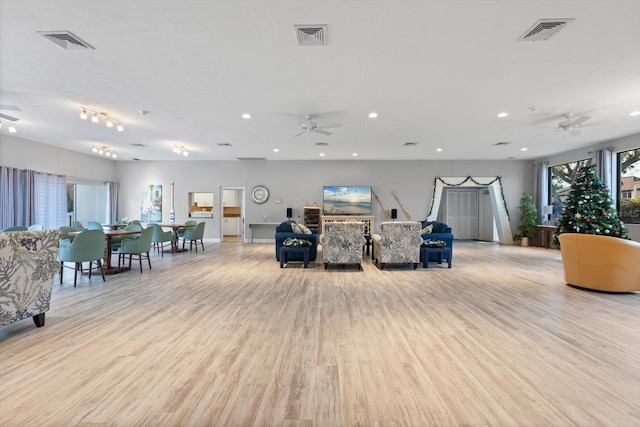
top-left (60, 262), bottom-right (64, 284)
top-left (200, 239), bottom-right (204, 252)
top-left (139, 254), bottom-right (143, 273)
top-left (146, 252), bottom-right (151, 270)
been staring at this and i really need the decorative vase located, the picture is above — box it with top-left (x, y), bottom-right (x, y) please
top-left (521, 237), bottom-right (529, 247)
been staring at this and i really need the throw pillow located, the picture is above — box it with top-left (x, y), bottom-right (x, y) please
top-left (290, 222), bottom-right (302, 234)
top-left (432, 221), bottom-right (448, 233)
top-left (297, 223), bottom-right (313, 234)
top-left (421, 224), bottom-right (434, 235)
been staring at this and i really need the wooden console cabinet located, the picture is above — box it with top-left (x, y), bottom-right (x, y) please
top-left (303, 207), bottom-right (321, 230)
top-left (320, 215), bottom-right (374, 235)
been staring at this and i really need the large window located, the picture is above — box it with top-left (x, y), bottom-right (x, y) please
top-left (548, 158), bottom-right (593, 223)
top-left (67, 181), bottom-right (108, 226)
top-left (618, 148), bottom-right (640, 225)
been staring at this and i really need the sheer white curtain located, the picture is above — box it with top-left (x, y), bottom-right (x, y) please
top-left (34, 172), bottom-right (67, 229)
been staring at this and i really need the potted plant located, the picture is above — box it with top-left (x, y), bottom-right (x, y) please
top-left (516, 192), bottom-right (538, 246)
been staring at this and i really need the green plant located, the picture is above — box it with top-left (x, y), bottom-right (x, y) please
top-left (517, 192), bottom-right (539, 239)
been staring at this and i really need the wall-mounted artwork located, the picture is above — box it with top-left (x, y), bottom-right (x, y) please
top-left (141, 184), bottom-right (162, 222)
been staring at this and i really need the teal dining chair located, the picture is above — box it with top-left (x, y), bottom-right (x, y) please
top-left (87, 221), bottom-right (103, 230)
top-left (3, 226), bottom-right (28, 232)
top-left (148, 223), bottom-right (174, 256)
top-left (58, 229), bottom-right (106, 287)
top-left (109, 221), bottom-right (143, 251)
top-left (118, 227), bottom-right (154, 273)
top-left (182, 221), bottom-right (206, 252)
top-left (73, 221), bottom-right (86, 230)
top-left (28, 224), bottom-right (44, 231)
top-left (59, 226), bottom-right (80, 242)
top-left (177, 220), bottom-right (197, 240)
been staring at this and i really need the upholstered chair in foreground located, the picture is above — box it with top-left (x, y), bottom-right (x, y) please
top-left (58, 229), bottom-right (106, 287)
top-left (0, 230), bottom-right (61, 328)
top-left (118, 227), bottom-right (154, 273)
top-left (558, 233), bottom-right (640, 292)
top-left (372, 221), bottom-right (423, 269)
top-left (319, 221), bottom-right (366, 270)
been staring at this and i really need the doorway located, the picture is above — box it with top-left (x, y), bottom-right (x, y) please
top-left (444, 187), bottom-right (495, 241)
top-left (220, 187), bottom-right (245, 242)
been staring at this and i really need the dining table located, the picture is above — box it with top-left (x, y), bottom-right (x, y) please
top-left (158, 223), bottom-right (192, 252)
top-left (71, 229), bottom-right (142, 274)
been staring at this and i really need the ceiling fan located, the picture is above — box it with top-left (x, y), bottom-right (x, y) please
top-left (293, 115), bottom-right (342, 137)
top-left (0, 105), bottom-right (21, 122)
top-left (535, 113), bottom-right (592, 137)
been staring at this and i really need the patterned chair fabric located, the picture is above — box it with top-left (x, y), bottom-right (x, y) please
top-left (372, 221), bottom-right (423, 269)
top-left (319, 222), bottom-right (366, 270)
top-left (0, 230), bottom-right (61, 327)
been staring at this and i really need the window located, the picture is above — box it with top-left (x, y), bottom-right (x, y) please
top-left (67, 182), bottom-right (108, 226)
top-left (618, 148), bottom-right (640, 225)
top-left (548, 158), bottom-right (593, 223)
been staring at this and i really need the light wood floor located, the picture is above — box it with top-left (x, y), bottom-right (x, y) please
top-left (1, 241), bottom-right (639, 426)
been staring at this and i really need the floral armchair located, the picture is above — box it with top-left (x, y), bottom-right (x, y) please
top-left (319, 222), bottom-right (366, 270)
top-left (0, 230), bottom-right (61, 328)
top-left (372, 221), bottom-right (423, 269)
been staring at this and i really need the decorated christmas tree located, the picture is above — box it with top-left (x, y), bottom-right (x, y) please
top-left (555, 164), bottom-right (629, 239)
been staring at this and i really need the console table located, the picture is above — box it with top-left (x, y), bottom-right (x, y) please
top-left (536, 225), bottom-right (557, 249)
top-left (321, 215), bottom-right (374, 235)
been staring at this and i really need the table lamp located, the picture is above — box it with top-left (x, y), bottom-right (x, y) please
top-left (543, 205), bottom-right (553, 224)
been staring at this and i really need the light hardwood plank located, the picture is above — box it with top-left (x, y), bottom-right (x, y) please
top-left (0, 241), bottom-right (639, 426)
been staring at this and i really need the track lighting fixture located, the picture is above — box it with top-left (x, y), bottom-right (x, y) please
top-left (173, 145), bottom-right (191, 157)
top-left (91, 145), bottom-right (117, 159)
top-left (80, 106), bottom-right (124, 132)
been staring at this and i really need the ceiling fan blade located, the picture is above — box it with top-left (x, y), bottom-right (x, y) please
top-left (570, 115), bottom-right (591, 126)
top-left (0, 112), bottom-right (19, 122)
top-left (0, 105), bottom-right (21, 111)
top-left (533, 129), bottom-right (560, 137)
top-left (293, 130), bottom-right (307, 137)
top-left (314, 129), bottom-right (333, 136)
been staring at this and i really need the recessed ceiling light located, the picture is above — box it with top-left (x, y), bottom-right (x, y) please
top-left (497, 112), bottom-right (508, 118)
top-left (436, 148), bottom-right (443, 152)
top-left (630, 111), bottom-right (640, 116)
top-left (319, 153), bottom-right (325, 157)
top-left (368, 112), bottom-right (378, 119)
top-left (241, 113), bottom-right (251, 119)
top-left (352, 153), bottom-right (358, 157)
top-left (521, 147), bottom-right (528, 151)
top-left (273, 148), bottom-right (279, 152)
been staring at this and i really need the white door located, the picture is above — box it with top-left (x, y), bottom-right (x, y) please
top-left (445, 189), bottom-right (479, 239)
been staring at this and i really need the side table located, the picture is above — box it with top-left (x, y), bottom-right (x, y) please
top-left (420, 246), bottom-right (452, 268)
top-left (279, 246), bottom-right (310, 268)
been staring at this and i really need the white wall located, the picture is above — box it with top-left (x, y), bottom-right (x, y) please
top-left (0, 134), bottom-right (116, 181)
top-left (2, 134), bottom-right (533, 240)
top-left (114, 159), bottom-right (532, 240)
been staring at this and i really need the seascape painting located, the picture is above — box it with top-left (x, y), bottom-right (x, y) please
top-left (141, 184), bottom-right (162, 222)
top-left (323, 186), bottom-right (372, 215)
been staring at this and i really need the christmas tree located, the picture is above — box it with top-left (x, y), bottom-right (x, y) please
top-left (555, 164), bottom-right (629, 239)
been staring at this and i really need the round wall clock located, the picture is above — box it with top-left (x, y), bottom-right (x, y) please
top-left (251, 185), bottom-right (269, 204)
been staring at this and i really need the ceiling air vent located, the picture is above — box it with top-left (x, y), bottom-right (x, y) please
top-left (37, 30), bottom-right (95, 50)
top-left (517, 19), bottom-right (574, 42)
top-left (315, 142), bottom-right (329, 147)
top-left (236, 157), bottom-right (266, 161)
top-left (217, 143), bottom-right (232, 147)
top-left (294, 25), bottom-right (328, 46)
top-left (130, 143), bottom-right (147, 147)
top-left (403, 142), bottom-right (418, 147)
top-left (494, 142), bottom-right (512, 146)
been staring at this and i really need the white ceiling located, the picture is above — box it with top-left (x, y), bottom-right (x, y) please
top-left (1, 0), bottom-right (639, 162)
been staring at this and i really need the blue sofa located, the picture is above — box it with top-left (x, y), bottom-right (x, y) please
top-left (420, 220), bottom-right (454, 262)
top-left (275, 221), bottom-right (318, 261)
